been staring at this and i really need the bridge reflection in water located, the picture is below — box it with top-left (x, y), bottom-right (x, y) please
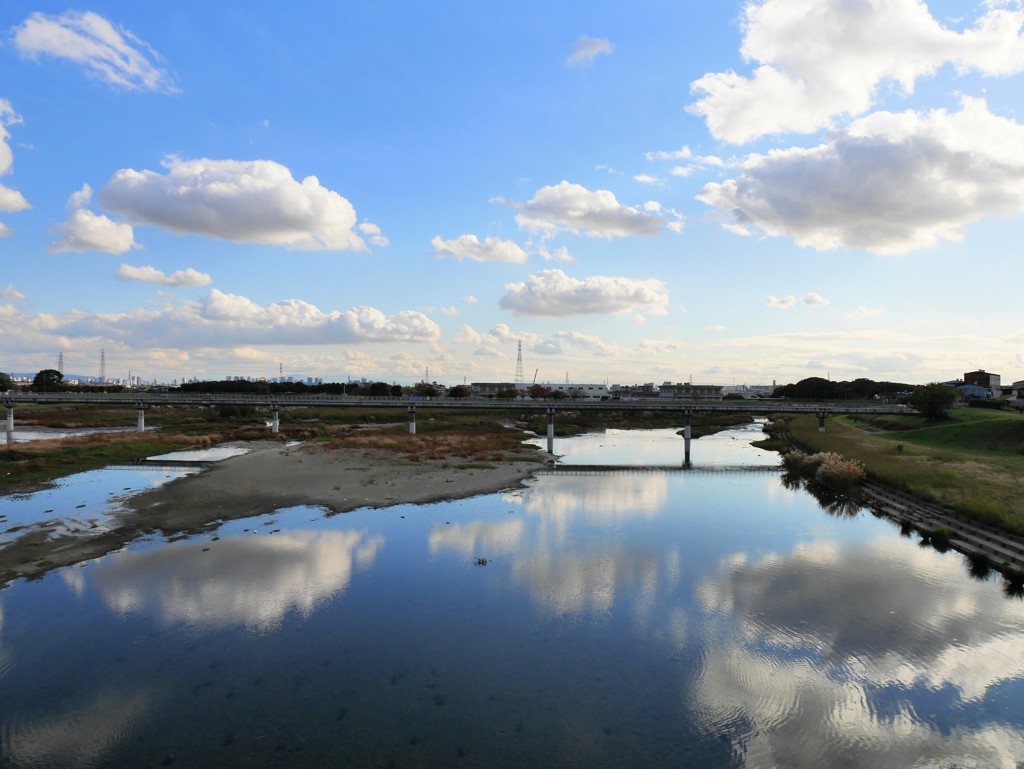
top-left (539, 464), bottom-right (782, 475)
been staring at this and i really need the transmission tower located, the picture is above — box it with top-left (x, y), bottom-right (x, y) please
top-left (100, 348), bottom-right (106, 384)
top-left (57, 352), bottom-right (64, 375)
top-left (514, 341), bottom-right (524, 387)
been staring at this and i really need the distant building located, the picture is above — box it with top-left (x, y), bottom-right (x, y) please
top-left (658, 382), bottom-right (724, 400)
top-left (545, 383), bottom-right (608, 399)
top-left (610, 383), bottom-right (658, 399)
top-left (964, 370), bottom-right (1001, 389)
top-left (471, 382), bottom-right (518, 397)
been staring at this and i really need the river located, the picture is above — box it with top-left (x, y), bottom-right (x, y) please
top-left (0, 422), bottom-right (1022, 768)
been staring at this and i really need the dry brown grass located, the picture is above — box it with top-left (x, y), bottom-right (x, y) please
top-left (321, 424), bottom-right (534, 464)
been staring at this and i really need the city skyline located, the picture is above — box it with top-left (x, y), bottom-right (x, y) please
top-left (3, 1), bottom-right (1024, 386)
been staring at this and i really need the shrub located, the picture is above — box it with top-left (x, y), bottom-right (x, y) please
top-left (812, 452), bottom-right (866, 492)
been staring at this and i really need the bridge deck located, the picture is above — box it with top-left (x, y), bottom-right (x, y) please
top-left (3, 392), bottom-right (913, 416)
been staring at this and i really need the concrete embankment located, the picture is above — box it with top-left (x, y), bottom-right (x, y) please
top-left (861, 480), bottom-right (1024, 576)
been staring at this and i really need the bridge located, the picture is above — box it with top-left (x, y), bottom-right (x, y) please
top-left (3, 391), bottom-right (914, 460)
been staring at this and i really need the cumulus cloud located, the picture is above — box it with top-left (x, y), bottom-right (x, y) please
top-left (802, 291), bottom-right (829, 307)
top-left (116, 264), bottom-right (213, 287)
top-left (462, 295), bottom-right (478, 304)
top-left (515, 181), bottom-right (664, 238)
top-left (0, 290), bottom-right (441, 351)
top-left (357, 221), bottom-right (389, 247)
top-left (566, 35), bottom-right (614, 67)
top-left (13, 10), bottom-right (177, 93)
top-left (768, 292), bottom-right (829, 309)
top-left (698, 99), bottom-right (1024, 254)
top-left (689, 0), bottom-right (1024, 143)
top-left (633, 174), bottom-right (663, 185)
top-left (431, 234), bottom-right (529, 263)
top-left (499, 269), bottom-right (669, 317)
top-left (51, 184), bottom-right (137, 253)
top-left (0, 100), bottom-right (30, 234)
top-left (766, 295), bottom-right (796, 309)
top-left (536, 244), bottom-right (574, 263)
top-left (101, 156), bottom-right (371, 251)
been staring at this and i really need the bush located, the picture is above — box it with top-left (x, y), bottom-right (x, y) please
top-left (967, 399), bottom-right (1007, 411)
top-left (782, 449), bottom-right (865, 493)
top-left (812, 452), bottom-right (865, 492)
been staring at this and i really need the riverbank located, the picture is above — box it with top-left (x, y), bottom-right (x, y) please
top-left (127, 439), bottom-right (553, 527)
top-left (774, 410), bottom-right (1024, 534)
top-left (0, 439), bottom-right (552, 587)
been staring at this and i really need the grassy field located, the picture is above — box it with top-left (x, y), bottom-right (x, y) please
top-left (777, 407), bottom-right (1024, 533)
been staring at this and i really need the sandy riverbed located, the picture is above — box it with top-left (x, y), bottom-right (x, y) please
top-left (127, 440), bottom-right (553, 528)
top-left (0, 440), bottom-right (553, 585)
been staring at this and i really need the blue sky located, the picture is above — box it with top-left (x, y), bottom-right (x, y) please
top-left (2, 0), bottom-right (1024, 386)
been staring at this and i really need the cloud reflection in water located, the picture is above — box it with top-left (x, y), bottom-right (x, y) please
top-left (692, 537), bottom-right (1024, 768)
top-left (91, 529), bottom-right (384, 631)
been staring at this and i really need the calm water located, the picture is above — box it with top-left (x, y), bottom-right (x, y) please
top-left (1, 425), bottom-right (1023, 768)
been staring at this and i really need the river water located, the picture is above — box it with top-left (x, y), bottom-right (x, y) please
top-left (1, 423), bottom-right (1023, 768)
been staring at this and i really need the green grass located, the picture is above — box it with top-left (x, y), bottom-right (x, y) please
top-left (778, 409), bottom-right (1024, 533)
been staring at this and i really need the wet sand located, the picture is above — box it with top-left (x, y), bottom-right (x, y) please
top-left (128, 440), bottom-right (553, 526)
top-left (0, 440), bottom-right (553, 586)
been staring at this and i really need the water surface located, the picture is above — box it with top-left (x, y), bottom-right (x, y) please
top-left (1, 424), bottom-right (1022, 768)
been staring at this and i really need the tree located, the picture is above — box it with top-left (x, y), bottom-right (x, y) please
top-left (527, 384), bottom-right (549, 400)
top-left (412, 382), bottom-right (438, 398)
top-left (31, 369), bottom-right (64, 392)
top-left (448, 385), bottom-right (471, 398)
top-left (0, 372), bottom-right (11, 391)
top-left (910, 382), bottom-right (957, 420)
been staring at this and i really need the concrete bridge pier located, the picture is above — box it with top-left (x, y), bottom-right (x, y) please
top-left (409, 405), bottom-right (417, 435)
top-left (271, 404), bottom-right (280, 434)
top-left (5, 402), bottom-right (13, 447)
top-left (817, 410), bottom-right (828, 433)
top-left (135, 402), bottom-right (147, 432)
top-left (683, 408), bottom-right (692, 466)
top-left (546, 407), bottom-right (555, 454)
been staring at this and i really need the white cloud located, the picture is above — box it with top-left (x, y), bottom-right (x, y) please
top-left (13, 10), bottom-right (177, 93)
top-left (645, 146), bottom-right (693, 161)
top-left (101, 156), bottom-right (370, 251)
top-left (499, 269), bottom-right (669, 317)
top-left (0, 100), bottom-right (30, 235)
top-left (65, 183), bottom-right (93, 210)
top-left (689, 0), bottom-right (1024, 144)
top-left (536, 244), bottom-right (577, 264)
top-left (707, 324), bottom-right (726, 332)
top-left (698, 99), bottom-right (1024, 254)
top-left (431, 234), bottom-right (529, 263)
top-left (357, 220), bottom-right (389, 247)
top-left (51, 208), bottom-right (137, 254)
top-left (802, 291), bottom-right (829, 307)
top-left (768, 292), bottom-right (829, 308)
top-left (516, 181), bottom-right (664, 238)
top-left (116, 265), bottom-right (213, 287)
top-left (462, 295), bottom-right (478, 304)
top-left (1, 284), bottom-right (25, 301)
top-left (634, 174), bottom-right (663, 185)
top-left (766, 295), bottom-right (796, 309)
top-left (0, 290), bottom-right (441, 351)
top-left (566, 35), bottom-right (614, 67)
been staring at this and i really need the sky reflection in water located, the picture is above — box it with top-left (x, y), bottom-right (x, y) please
top-left (1, 425), bottom-right (1023, 768)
